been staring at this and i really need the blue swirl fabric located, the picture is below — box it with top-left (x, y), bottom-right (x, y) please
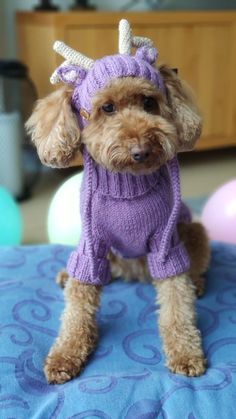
top-left (0, 243), bottom-right (236, 419)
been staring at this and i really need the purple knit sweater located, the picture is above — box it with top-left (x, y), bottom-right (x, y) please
top-left (67, 150), bottom-right (191, 286)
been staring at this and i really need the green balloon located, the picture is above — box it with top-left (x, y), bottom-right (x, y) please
top-left (0, 187), bottom-right (23, 245)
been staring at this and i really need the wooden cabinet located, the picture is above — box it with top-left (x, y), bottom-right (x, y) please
top-left (16, 11), bottom-right (236, 150)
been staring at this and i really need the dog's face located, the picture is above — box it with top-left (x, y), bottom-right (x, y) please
top-left (26, 65), bottom-right (202, 172)
top-left (82, 78), bottom-right (178, 175)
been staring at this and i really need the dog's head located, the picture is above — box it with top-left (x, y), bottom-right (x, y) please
top-left (26, 20), bottom-right (202, 175)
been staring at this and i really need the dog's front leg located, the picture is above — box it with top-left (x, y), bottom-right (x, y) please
top-left (154, 274), bottom-right (206, 376)
top-left (44, 278), bottom-right (102, 384)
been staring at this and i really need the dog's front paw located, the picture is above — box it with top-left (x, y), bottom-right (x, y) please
top-left (168, 355), bottom-right (206, 377)
top-left (44, 352), bottom-right (83, 384)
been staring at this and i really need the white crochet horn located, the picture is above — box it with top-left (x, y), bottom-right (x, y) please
top-left (119, 19), bottom-right (133, 55)
top-left (132, 36), bottom-right (154, 48)
top-left (50, 41), bottom-right (94, 84)
top-left (51, 19), bottom-right (156, 84)
top-left (118, 19), bottom-right (154, 54)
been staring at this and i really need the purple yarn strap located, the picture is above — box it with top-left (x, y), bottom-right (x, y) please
top-left (158, 156), bottom-right (182, 262)
top-left (83, 149), bottom-right (95, 280)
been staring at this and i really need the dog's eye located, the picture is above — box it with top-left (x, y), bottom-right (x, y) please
top-left (143, 96), bottom-right (158, 113)
top-left (101, 103), bottom-right (116, 114)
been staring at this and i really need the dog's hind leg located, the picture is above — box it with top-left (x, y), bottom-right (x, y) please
top-left (178, 222), bottom-right (210, 297)
top-left (56, 270), bottom-right (69, 288)
top-left (109, 252), bottom-right (152, 283)
top-left (44, 278), bottom-right (102, 384)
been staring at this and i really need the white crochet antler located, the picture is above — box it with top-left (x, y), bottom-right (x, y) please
top-left (118, 19), bottom-right (154, 54)
top-left (51, 19), bottom-right (155, 84)
top-left (119, 19), bottom-right (133, 55)
top-left (132, 36), bottom-right (154, 49)
top-left (50, 41), bottom-right (94, 84)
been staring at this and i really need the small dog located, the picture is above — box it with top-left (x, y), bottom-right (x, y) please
top-left (26, 20), bottom-right (210, 384)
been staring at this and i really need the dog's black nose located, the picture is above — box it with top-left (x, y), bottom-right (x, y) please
top-left (131, 146), bottom-right (150, 162)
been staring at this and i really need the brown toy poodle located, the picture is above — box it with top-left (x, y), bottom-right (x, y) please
top-left (26, 19), bottom-right (210, 384)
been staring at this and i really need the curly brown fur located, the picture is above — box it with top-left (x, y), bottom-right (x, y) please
top-left (27, 64), bottom-right (208, 383)
top-left (159, 65), bottom-right (202, 151)
top-left (25, 86), bottom-right (82, 168)
top-left (83, 77), bottom-right (184, 175)
top-left (44, 279), bottom-right (101, 384)
top-left (178, 221), bottom-right (210, 296)
top-left (56, 270), bottom-right (69, 288)
top-left (109, 252), bottom-right (152, 283)
top-left (155, 274), bottom-right (206, 376)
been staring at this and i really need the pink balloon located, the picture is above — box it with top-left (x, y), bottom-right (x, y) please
top-left (201, 180), bottom-right (236, 244)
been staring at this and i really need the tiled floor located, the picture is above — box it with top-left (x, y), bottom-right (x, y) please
top-left (20, 148), bottom-right (236, 244)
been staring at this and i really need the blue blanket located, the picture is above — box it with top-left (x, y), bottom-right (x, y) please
top-left (0, 243), bottom-right (236, 419)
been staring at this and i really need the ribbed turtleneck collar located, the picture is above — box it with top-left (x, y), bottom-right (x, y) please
top-left (92, 161), bottom-right (160, 199)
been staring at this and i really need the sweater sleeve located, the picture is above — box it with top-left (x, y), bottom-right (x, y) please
top-left (147, 227), bottom-right (190, 280)
top-left (67, 235), bottom-right (111, 286)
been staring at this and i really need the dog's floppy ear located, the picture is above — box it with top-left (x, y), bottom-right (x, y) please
top-left (160, 65), bottom-right (202, 151)
top-left (26, 86), bottom-right (82, 168)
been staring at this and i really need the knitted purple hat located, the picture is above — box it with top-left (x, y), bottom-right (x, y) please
top-left (50, 19), bottom-right (165, 127)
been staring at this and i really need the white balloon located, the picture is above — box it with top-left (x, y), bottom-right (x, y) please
top-left (48, 172), bottom-right (83, 245)
top-left (201, 179), bottom-right (236, 244)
